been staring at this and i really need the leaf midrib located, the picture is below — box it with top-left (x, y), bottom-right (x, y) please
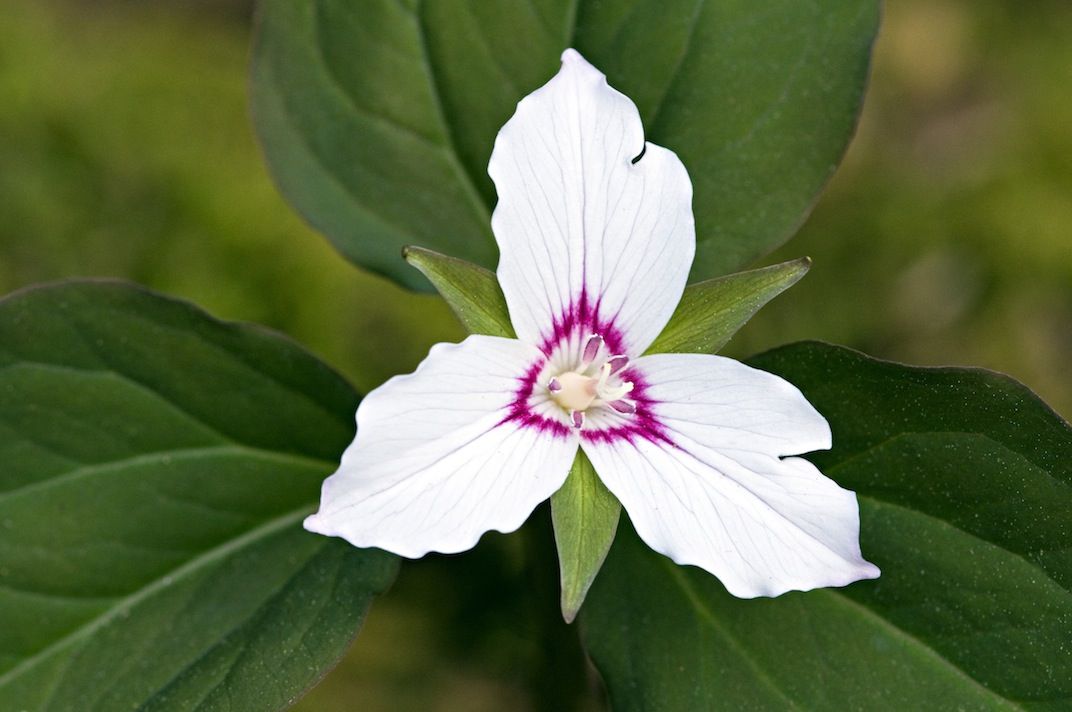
top-left (0, 444), bottom-right (332, 504)
top-left (660, 559), bottom-right (806, 711)
top-left (0, 505), bottom-right (317, 690)
top-left (0, 352), bottom-right (350, 478)
top-left (663, 557), bottom-right (1022, 711)
top-left (403, 0), bottom-right (810, 228)
top-left (93, 532), bottom-right (343, 712)
top-left (413, 0), bottom-right (495, 223)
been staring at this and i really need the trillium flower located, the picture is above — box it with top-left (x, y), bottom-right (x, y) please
top-left (306, 49), bottom-right (879, 598)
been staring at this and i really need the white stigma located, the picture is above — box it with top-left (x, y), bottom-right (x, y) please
top-left (551, 371), bottom-right (599, 412)
top-left (594, 362), bottom-right (633, 401)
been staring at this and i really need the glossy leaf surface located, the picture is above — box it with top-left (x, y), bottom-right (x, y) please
top-left (0, 281), bottom-right (397, 711)
top-left (252, 0), bottom-right (879, 288)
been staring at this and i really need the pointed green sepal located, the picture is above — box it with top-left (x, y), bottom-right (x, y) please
top-left (403, 246), bottom-right (514, 338)
top-left (646, 257), bottom-right (811, 355)
top-left (551, 450), bottom-right (621, 624)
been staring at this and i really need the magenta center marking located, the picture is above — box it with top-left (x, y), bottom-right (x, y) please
top-left (499, 291), bottom-right (671, 445)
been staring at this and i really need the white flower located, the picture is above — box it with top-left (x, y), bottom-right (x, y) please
top-left (305, 49), bottom-right (879, 598)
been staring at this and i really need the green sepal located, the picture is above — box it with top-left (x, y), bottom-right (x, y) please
top-left (403, 246), bottom-right (513, 338)
top-left (550, 450), bottom-right (621, 624)
top-left (646, 258), bottom-right (811, 355)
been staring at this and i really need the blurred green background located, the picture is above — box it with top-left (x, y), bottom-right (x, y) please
top-left (2, 0), bottom-right (1069, 709)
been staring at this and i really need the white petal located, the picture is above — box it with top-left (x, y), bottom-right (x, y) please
top-left (581, 353), bottom-right (879, 597)
top-left (305, 335), bottom-right (578, 557)
top-left (489, 49), bottom-right (695, 356)
top-left (631, 353), bottom-right (833, 456)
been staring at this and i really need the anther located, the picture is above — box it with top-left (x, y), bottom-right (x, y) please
top-left (606, 355), bottom-right (628, 375)
top-left (547, 377), bottom-right (562, 393)
top-left (570, 410), bottom-right (585, 429)
top-left (609, 400), bottom-right (636, 414)
top-left (582, 334), bottom-right (603, 363)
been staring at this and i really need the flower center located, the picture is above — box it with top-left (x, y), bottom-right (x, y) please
top-left (549, 371), bottom-right (598, 412)
top-left (544, 334), bottom-right (635, 428)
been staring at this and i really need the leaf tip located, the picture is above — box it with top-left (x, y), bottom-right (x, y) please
top-left (401, 245), bottom-right (438, 281)
top-left (778, 256), bottom-right (812, 289)
top-left (401, 244), bottom-right (426, 265)
top-left (782, 256), bottom-right (812, 281)
top-left (560, 597), bottom-right (581, 625)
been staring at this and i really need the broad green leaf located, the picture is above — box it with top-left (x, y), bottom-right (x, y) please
top-left (550, 450), bottom-right (621, 624)
top-left (581, 342), bottom-right (1072, 710)
top-left (646, 257), bottom-right (810, 355)
top-left (404, 246), bottom-right (513, 338)
top-left (251, 0), bottom-right (879, 289)
top-left (0, 280), bottom-right (397, 711)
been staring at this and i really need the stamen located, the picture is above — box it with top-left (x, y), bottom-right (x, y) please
top-left (600, 381), bottom-right (634, 402)
top-left (597, 363), bottom-right (611, 389)
top-left (606, 355), bottom-right (628, 375)
top-left (543, 335), bottom-right (637, 427)
top-left (590, 363), bottom-right (634, 403)
top-left (582, 334), bottom-right (603, 363)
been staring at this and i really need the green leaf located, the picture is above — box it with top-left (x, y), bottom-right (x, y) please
top-left (251, 0), bottom-right (880, 289)
top-left (581, 342), bottom-right (1072, 710)
top-left (0, 280), bottom-right (397, 711)
top-left (583, 343), bottom-right (1072, 707)
top-left (646, 257), bottom-right (810, 355)
top-left (550, 450), bottom-right (621, 624)
top-left (404, 245), bottom-right (513, 338)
